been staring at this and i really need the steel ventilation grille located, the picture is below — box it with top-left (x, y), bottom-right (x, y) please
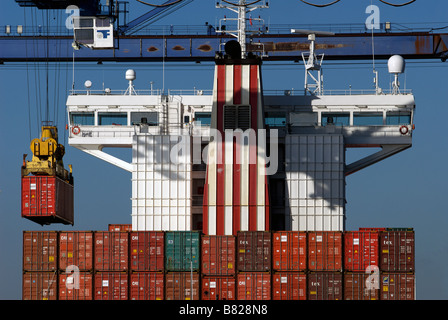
top-left (224, 105), bottom-right (251, 130)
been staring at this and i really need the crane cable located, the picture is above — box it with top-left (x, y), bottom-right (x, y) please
top-left (300, 0), bottom-right (416, 7)
top-left (135, 0), bottom-right (184, 7)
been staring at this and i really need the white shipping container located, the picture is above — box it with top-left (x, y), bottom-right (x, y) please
top-left (132, 134), bottom-right (192, 231)
top-left (285, 134), bottom-right (345, 232)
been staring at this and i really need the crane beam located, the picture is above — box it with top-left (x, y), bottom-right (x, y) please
top-left (1, 32), bottom-right (447, 62)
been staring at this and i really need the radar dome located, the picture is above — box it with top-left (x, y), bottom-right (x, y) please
top-left (388, 55), bottom-right (405, 74)
top-left (126, 69), bottom-right (136, 81)
top-left (84, 80), bottom-right (92, 88)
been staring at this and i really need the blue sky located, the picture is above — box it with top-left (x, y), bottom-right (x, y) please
top-left (1, 0), bottom-right (448, 300)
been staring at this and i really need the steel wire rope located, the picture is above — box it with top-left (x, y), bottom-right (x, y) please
top-left (24, 7), bottom-right (32, 141)
top-left (299, 0), bottom-right (341, 8)
top-left (31, 8), bottom-right (42, 132)
top-left (136, 0), bottom-right (184, 7)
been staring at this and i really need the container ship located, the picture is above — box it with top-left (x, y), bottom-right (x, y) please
top-left (20, 0), bottom-right (416, 300)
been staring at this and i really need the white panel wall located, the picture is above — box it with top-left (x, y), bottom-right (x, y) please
top-left (131, 134), bottom-right (192, 231)
top-left (285, 134), bottom-right (345, 231)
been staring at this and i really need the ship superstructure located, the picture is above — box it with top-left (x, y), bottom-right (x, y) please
top-left (66, 48), bottom-right (415, 234)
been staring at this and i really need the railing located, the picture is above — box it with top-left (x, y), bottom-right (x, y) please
top-left (3, 22), bottom-right (448, 37)
top-left (264, 88), bottom-right (413, 96)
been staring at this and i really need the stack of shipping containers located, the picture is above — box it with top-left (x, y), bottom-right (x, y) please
top-left (22, 226), bottom-right (415, 300)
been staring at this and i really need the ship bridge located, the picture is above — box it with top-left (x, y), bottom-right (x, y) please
top-left (66, 64), bottom-right (415, 232)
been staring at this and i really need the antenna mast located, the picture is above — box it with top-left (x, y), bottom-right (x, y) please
top-left (216, 0), bottom-right (269, 58)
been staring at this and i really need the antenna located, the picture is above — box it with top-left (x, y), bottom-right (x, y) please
top-left (216, 0), bottom-right (269, 59)
top-left (291, 29), bottom-right (334, 95)
top-left (388, 55), bottom-right (405, 95)
top-left (124, 69), bottom-right (137, 95)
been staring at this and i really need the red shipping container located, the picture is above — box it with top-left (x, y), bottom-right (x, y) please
top-left (237, 231), bottom-right (271, 272)
top-left (23, 231), bottom-right (58, 271)
top-left (94, 231), bottom-right (129, 271)
top-left (344, 231), bottom-right (379, 272)
top-left (21, 175), bottom-right (74, 225)
top-left (22, 272), bottom-right (58, 300)
top-left (130, 272), bottom-right (164, 300)
top-left (380, 273), bottom-right (415, 300)
top-left (272, 231), bottom-right (307, 271)
top-left (237, 272), bottom-right (271, 300)
top-left (307, 272), bottom-right (343, 300)
top-left (94, 272), bottom-right (128, 300)
top-left (308, 231), bottom-right (342, 271)
top-left (380, 230), bottom-right (415, 272)
top-left (201, 235), bottom-right (236, 275)
top-left (165, 272), bottom-right (200, 300)
top-left (202, 276), bottom-right (236, 300)
top-left (130, 231), bottom-right (164, 271)
top-left (109, 224), bottom-right (132, 232)
top-left (59, 272), bottom-right (93, 300)
top-left (59, 231), bottom-right (93, 271)
top-left (272, 272), bottom-right (306, 300)
top-left (344, 272), bottom-right (380, 300)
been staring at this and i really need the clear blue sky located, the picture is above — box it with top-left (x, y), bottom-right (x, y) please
top-left (1, 0), bottom-right (448, 300)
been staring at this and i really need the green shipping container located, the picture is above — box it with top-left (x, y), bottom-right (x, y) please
top-left (165, 231), bottom-right (200, 271)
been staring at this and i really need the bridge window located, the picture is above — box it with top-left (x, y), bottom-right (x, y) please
top-left (353, 112), bottom-right (383, 126)
top-left (131, 112), bottom-right (158, 126)
top-left (265, 112), bottom-right (286, 127)
top-left (98, 112), bottom-right (127, 126)
top-left (70, 112), bottom-right (94, 125)
top-left (322, 113), bottom-right (350, 126)
top-left (386, 112), bottom-right (411, 125)
top-left (194, 112), bottom-right (211, 126)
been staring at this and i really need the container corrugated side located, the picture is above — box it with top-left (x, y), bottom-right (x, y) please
top-left (380, 272), bottom-right (415, 300)
top-left (201, 276), bottom-right (236, 300)
top-left (344, 231), bottom-right (379, 272)
top-left (237, 272), bottom-right (271, 300)
top-left (94, 231), bottom-right (129, 271)
top-left (307, 272), bottom-right (343, 300)
top-left (21, 175), bottom-right (74, 225)
top-left (165, 231), bottom-right (200, 272)
top-left (59, 272), bottom-right (93, 300)
top-left (94, 272), bottom-right (128, 300)
top-left (130, 272), bottom-right (164, 300)
top-left (380, 230), bottom-right (415, 272)
top-left (130, 231), bottom-right (164, 271)
top-left (201, 235), bottom-right (236, 275)
top-left (272, 272), bottom-right (306, 300)
top-left (308, 231), bottom-right (342, 271)
top-left (272, 231), bottom-right (307, 271)
top-left (344, 272), bottom-right (379, 300)
top-left (237, 231), bottom-right (271, 272)
top-left (22, 271), bottom-right (58, 300)
top-left (59, 231), bottom-right (93, 271)
top-left (165, 272), bottom-right (200, 300)
top-left (108, 224), bottom-right (132, 232)
top-left (23, 231), bottom-right (58, 271)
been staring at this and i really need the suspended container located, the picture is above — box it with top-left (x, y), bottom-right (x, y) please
top-left (165, 231), bottom-right (200, 272)
top-left (21, 175), bottom-right (74, 225)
